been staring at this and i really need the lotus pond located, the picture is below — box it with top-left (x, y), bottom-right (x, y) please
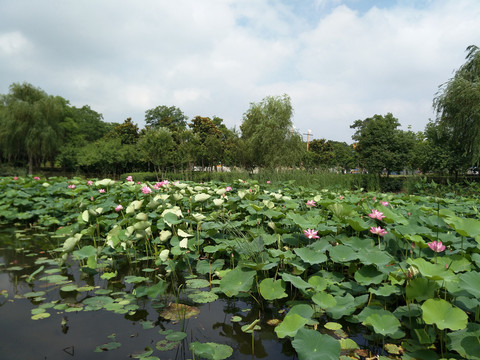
top-left (1, 176), bottom-right (480, 360)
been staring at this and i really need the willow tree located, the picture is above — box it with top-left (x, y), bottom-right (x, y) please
top-left (0, 82), bottom-right (67, 174)
top-left (433, 45), bottom-right (480, 168)
top-left (240, 94), bottom-right (303, 169)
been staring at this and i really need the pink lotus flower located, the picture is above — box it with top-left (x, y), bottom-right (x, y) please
top-left (372, 196), bottom-right (377, 202)
top-left (368, 209), bottom-right (385, 220)
top-left (126, 176), bottom-right (133, 182)
top-left (137, 181), bottom-right (141, 184)
top-left (267, 181), bottom-right (271, 184)
top-left (13, 176), bottom-right (18, 180)
top-left (304, 229), bottom-right (319, 239)
top-left (67, 184), bottom-right (76, 189)
top-left (98, 189), bottom-right (106, 193)
top-left (225, 186), bottom-right (232, 192)
top-left (381, 201), bottom-right (389, 206)
top-left (34, 176), bottom-right (40, 180)
top-left (115, 204), bottom-right (123, 212)
top-left (87, 180), bottom-right (94, 186)
top-left (141, 186), bottom-right (152, 194)
top-left (306, 200), bottom-right (316, 207)
top-left (370, 226), bottom-right (387, 237)
top-left (428, 240), bottom-right (446, 253)
top-left (339, 195), bottom-right (343, 200)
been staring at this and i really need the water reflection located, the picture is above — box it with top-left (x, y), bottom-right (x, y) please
top-left (0, 228), bottom-right (297, 360)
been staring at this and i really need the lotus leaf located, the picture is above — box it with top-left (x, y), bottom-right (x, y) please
top-left (275, 313), bottom-right (309, 338)
top-left (447, 322), bottom-right (480, 360)
top-left (328, 245), bottom-right (358, 262)
top-left (363, 312), bottom-right (401, 336)
top-left (189, 342), bottom-right (233, 360)
top-left (406, 277), bottom-right (439, 301)
top-left (188, 290), bottom-right (219, 303)
top-left (421, 298), bottom-right (468, 330)
top-left (281, 273), bottom-right (313, 291)
top-left (354, 265), bottom-right (386, 285)
top-left (259, 278), bottom-right (288, 300)
top-left (294, 247), bottom-right (328, 264)
top-left (312, 292), bottom-right (337, 308)
top-left (219, 266), bottom-right (256, 297)
top-left (458, 271), bottom-right (480, 298)
top-left (292, 328), bottom-right (341, 360)
top-left (160, 303), bottom-right (200, 321)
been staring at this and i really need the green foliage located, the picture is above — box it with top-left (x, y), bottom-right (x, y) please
top-left (145, 105), bottom-right (187, 132)
top-left (434, 45), bottom-right (480, 167)
top-left (137, 127), bottom-right (174, 176)
top-left (351, 113), bottom-right (416, 175)
top-left (240, 94), bottom-right (303, 169)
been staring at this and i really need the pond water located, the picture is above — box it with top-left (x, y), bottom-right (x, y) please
top-left (0, 228), bottom-right (300, 360)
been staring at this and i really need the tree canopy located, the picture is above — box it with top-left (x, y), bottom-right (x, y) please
top-left (240, 94), bottom-right (303, 169)
top-left (433, 45), bottom-right (480, 166)
top-left (350, 113), bottom-right (415, 175)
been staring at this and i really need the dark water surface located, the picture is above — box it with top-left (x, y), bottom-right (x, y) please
top-left (0, 231), bottom-right (298, 360)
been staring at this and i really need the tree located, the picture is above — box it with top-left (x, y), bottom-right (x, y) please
top-left (350, 113), bottom-right (415, 176)
top-left (106, 117), bottom-right (139, 144)
top-left (145, 105), bottom-right (188, 132)
top-left (434, 45), bottom-right (480, 166)
top-left (0, 82), bottom-right (67, 174)
top-left (137, 127), bottom-right (174, 178)
top-left (240, 94), bottom-right (303, 169)
top-left (188, 116), bottom-right (223, 169)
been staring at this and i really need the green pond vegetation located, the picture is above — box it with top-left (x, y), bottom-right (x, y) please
top-left (1, 175), bottom-right (480, 359)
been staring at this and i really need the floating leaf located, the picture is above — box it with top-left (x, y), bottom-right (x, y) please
top-left (165, 331), bottom-right (187, 341)
top-left (188, 291), bottom-right (219, 304)
top-left (189, 342), bottom-right (233, 360)
top-left (294, 247), bottom-right (328, 265)
top-left (160, 303), bottom-right (200, 321)
top-left (94, 341), bottom-right (122, 352)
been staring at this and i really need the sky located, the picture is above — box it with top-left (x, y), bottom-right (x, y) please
top-left (1, 0), bottom-right (479, 143)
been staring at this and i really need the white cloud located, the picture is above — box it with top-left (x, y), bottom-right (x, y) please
top-left (1, 0), bottom-right (479, 142)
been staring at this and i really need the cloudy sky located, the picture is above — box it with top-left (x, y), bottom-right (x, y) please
top-left (1, 0), bottom-right (479, 143)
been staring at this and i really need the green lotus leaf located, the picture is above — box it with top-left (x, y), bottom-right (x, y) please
top-left (354, 265), bottom-right (386, 286)
top-left (259, 278), bottom-right (288, 300)
top-left (188, 290), bottom-right (219, 304)
top-left (406, 258), bottom-right (455, 281)
top-left (406, 277), bottom-right (439, 302)
top-left (363, 312), bottom-right (401, 336)
top-left (357, 249), bottom-right (393, 266)
top-left (241, 319), bottom-right (261, 333)
top-left (294, 247), bottom-right (328, 265)
top-left (325, 294), bottom-right (357, 320)
top-left (73, 245), bottom-right (97, 259)
top-left (346, 217), bottom-right (371, 232)
top-left (458, 271), bottom-right (480, 298)
top-left (328, 245), bottom-right (358, 262)
top-left (281, 273), bottom-right (313, 291)
top-left (124, 275), bottom-right (149, 284)
top-left (82, 296), bottom-right (114, 310)
top-left (368, 284), bottom-right (401, 297)
top-left (165, 331), bottom-right (187, 342)
top-left (189, 342), bottom-right (233, 360)
top-left (219, 267), bottom-right (256, 297)
top-left (312, 292), bottom-right (337, 309)
top-left (307, 276), bottom-right (328, 291)
top-left (445, 216), bottom-right (480, 238)
top-left (275, 313), bottom-right (309, 338)
top-left (186, 278), bottom-right (210, 289)
top-left (324, 322), bottom-right (342, 330)
top-left (135, 280), bottom-right (167, 299)
top-left (155, 339), bottom-right (180, 351)
top-left (292, 328), bottom-right (341, 360)
top-left (339, 338), bottom-right (359, 350)
top-left (421, 298), bottom-right (468, 330)
top-left (447, 322), bottom-right (480, 360)
top-left (94, 341), bottom-right (122, 352)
